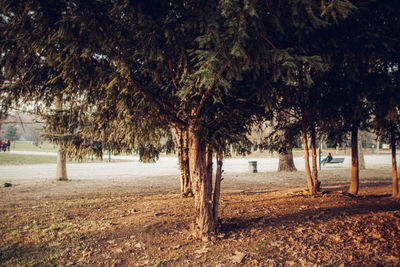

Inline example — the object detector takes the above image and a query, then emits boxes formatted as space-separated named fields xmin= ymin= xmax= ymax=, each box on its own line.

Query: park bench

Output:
xmin=324 ymin=157 xmax=345 ymax=166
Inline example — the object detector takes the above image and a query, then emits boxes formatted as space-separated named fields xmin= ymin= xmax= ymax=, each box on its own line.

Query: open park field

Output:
xmin=1 ymin=151 xmax=400 ymax=266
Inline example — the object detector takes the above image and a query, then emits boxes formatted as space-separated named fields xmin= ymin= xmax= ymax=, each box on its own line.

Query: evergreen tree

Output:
xmin=319 ymin=0 xmax=400 ymax=195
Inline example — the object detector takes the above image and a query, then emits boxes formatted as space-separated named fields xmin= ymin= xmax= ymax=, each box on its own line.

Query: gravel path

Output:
xmin=0 ymin=152 xmax=395 ymax=201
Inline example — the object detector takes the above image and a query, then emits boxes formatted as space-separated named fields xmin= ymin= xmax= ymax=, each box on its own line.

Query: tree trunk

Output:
xmin=55 ymin=97 xmax=68 ymax=181
xmin=175 ymin=128 xmax=192 ymax=197
xmin=277 ymin=112 xmax=296 ymax=172
xmin=390 ymin=126 xmax=399 ymax=197
xmin=213 ymin=150 xmax=223 ymax=224
xmin=56 ymin=145 xmax=68 ymax=181
xmin=188 ymin=125 xmax=217 ymax=237
xmin=358 ymin=131 xmax=366 ymax=170
xmin=278 ymin=149 xmax=297 ymax=172
xmin=348 ymin=126 xmax=359 ymax=195
xmin=302 ymin=123 xmax=314 ymax=194
xmin=376 ymin=138 xmax=380 ymax=153
xmin=310 ymin=124 xmax=319 ymax=193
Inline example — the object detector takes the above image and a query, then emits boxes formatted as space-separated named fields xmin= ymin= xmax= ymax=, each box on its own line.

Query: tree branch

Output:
xmin=168 ymin=46 xmax=181 ymax=91
xmin=193 ymin=61 xmax=229 ymax=118
xmin=257 ymin=32 xmax=277 ymax=50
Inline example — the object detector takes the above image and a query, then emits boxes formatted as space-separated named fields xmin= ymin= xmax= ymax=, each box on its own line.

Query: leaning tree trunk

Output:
xmin=310 ymin=124 xmax=319 ymax=193
xmin=188 ymin=125 xmax=217 ymax=237
xmin=302 ymin=123 xmax=314 ymax=195
xmin=358 ymin=131 xmax=366 ymax=170
xmin=175 ymin=128 xmax=192 ymax=197
xmin=348 ymin=126 xmax=359 ymax=195
xmin=390 ymin=126 xmax=399 ymax=197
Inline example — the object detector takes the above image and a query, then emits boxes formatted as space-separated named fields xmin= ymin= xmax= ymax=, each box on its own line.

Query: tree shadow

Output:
xmin=219 ymin=192 xmax=399 ymax=234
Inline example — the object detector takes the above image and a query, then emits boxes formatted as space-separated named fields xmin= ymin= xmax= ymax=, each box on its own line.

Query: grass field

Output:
xmin=11 ymin=141 xmax=57 ymax=152
xmin=0 ymin=153 xmax=123 ymax=165
xmin=0 ymin=153 xmax=57 ymax=165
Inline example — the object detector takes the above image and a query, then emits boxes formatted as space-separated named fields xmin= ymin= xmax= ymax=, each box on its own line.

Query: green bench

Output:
xmin=324 ymin=157 xmax=345 ymax=166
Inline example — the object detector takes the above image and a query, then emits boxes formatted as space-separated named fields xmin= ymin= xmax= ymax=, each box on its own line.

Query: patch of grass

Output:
xmin=12 ymin=141 xmax=57 ymax=152
xmin=0 ymin=153 xmax=129 ymax=165
xmin=0 ymin=153 xmax=57 ymax=165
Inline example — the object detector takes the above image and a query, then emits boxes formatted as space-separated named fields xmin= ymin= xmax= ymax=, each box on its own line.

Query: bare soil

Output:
xmin=1 ymin=168 xmax=399 ymax=266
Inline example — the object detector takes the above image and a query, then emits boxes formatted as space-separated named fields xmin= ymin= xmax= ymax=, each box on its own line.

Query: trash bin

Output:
xmin=248 ymin=161 xmax=257 ymax=173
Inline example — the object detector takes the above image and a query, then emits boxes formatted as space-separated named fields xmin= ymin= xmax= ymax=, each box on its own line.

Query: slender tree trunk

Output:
xmin=55 ymin=97 xmax=68 ymax=181
xmin=390 ymin=126 xmax=399 ymax=197
xmin=302 ymin=123 xmax=314 ymax=194
xmin=310 ymin=124 xmax=319 ymax=193
xmin=376 ymin=138 xmax=380 ymax=153
xmin=213 ymin=150 xmax=223 ymax=224
xmin=358 ymin=131 xmax=366 ymax=170
xmin=188 ymin=125 xmax=216 ymax=237
xmin=175 ymin=128 xmax=192 ymax=197
xmin=348 ymin=126 xmax=359 ymax=195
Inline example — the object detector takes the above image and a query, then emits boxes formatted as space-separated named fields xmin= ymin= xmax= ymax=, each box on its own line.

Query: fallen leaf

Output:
xmin=230 ymin=251 xmax=246 ymax=264
xmin=194 ymin=246 xmax=209 ymax=254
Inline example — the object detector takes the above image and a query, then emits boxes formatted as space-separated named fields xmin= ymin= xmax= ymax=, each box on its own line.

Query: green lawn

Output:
xmin=0 ymin=153 xmax=57 ymax=165
xmin=0 ymin=152 xmax=128 ymax=165
xmin=11 ymin=141 xmax=57 ymax=152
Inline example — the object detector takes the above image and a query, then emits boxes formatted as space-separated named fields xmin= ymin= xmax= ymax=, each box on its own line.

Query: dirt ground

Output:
xmin=1 ymin=167 xmax=400 ymax=266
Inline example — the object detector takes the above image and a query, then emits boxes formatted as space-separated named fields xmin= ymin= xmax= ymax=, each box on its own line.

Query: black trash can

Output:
xmin=248 ymin=161 xmax=258 ymax=173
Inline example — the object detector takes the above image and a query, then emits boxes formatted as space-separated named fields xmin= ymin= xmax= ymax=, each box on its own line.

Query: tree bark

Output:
xmin=277 ymin=112 xmax=296 ymax=172
xmin=278 ymin=149 xmax=297 ymax=172
xmin=56 ymin=145 xmax=68 ymax=180
xmin=302 ymin=123 xmax=314 ymax=194
xmin=310 ymin=124 xmax=319 ymax=193
xmin=348 ymin=126 xmax=359 ymax=195
xmin=390 ymin=126 xmax=399 ymax=197
xmin=358 ymin=131 xmax=366 ymax=170
xmin=175 ymin=128 xmax=192 ymax=197
xmin=213 ymin=150 xmax=223 ymax=224
xmin=55 ymin=97 xmax=68 ymax=181
xmin=188 ymin=125 xmax=217 ymax=237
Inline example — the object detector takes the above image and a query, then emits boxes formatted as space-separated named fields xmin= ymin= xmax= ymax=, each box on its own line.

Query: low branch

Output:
xmin=193 ymin=61 xmax=229 ymax=118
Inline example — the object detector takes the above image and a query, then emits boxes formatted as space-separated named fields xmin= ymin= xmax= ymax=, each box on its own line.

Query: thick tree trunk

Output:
xmin=277 ymin=112 xmax=297 ymax=172
xmin=188 ymin=125 xmax=217 ymax=237
xmin=348 ymin=126 xmax=359 ymax=195
xmin=278 ymin=149 xmax=297 ymax=172
xmin=175 ymin=128 xmax=192 ymax=197
xmin=310 ymin=124 xmax=319 ymax=193
xmin=302 ymin=123 xmax=314 ymax=194
xmin=358 ymin=131 xmax=366 ymax=170
xmin=390 ymin=126 xmax=399 ymax=197
xmin=56 ymin=145 xmax=68 ymax=180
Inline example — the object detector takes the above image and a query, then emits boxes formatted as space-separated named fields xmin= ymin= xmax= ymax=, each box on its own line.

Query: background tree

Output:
xmin=4 ymin=124 xmax=19 ymax=142
xmin=319 ymin=0 xmax=400 ymax=195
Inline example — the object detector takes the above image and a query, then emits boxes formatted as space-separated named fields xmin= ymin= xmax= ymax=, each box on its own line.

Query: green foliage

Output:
xmin=1 ymin=0 xmax=399 ymax=161
xmin=4 ymin=124 xmax=19 ymax=141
